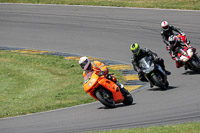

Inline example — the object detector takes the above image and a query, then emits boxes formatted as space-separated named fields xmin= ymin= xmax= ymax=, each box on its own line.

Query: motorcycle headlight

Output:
xmin=188 ymin=49 xmax=194 ymax=57
xmin=88 ymin=82 xmax=92 ymax=87
xmin=180 ymin=56 xmax=189 ymax=62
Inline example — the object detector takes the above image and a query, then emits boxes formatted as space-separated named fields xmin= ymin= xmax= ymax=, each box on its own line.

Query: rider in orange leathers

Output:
xmin=79 ymin=56 xmax=129 ymax=96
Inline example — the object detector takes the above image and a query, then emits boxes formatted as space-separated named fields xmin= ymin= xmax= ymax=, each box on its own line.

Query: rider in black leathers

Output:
xmin=130 ymin=43 xmax=171 ymax=87
xmin=160 ymin=21 xmax=185 ymax=50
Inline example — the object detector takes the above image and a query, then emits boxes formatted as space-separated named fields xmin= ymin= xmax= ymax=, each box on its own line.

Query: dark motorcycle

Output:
xmin=138 ymin=56 xmax=169 ymax=90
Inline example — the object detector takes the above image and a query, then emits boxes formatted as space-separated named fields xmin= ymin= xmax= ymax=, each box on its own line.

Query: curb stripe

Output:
xmin=124 ymin=75 xmax=139 ymax=80
xmin=108 ymin=64 xmax=133 ymax=70
xmin=11 ymin=49 xmax=54 ymax=54
xmin=124 ymin=85 xmax=142 ymax=92
xmin=65 ymin=56 xmax=104 ymax=61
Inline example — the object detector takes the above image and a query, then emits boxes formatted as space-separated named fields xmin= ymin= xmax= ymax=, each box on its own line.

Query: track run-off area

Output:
xmin=0 ymin=3 xmax=200 ymax=133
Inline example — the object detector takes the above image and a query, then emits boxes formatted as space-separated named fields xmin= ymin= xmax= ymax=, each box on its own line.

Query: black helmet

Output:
xmin=130 ymin=43 xmax=140 ymax=55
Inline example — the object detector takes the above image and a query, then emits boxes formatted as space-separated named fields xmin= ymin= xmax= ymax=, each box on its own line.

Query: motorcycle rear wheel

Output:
xmin=95 ymin=89 xmax=115 ymax=108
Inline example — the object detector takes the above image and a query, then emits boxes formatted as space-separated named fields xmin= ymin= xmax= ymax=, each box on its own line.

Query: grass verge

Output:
xmin=0 ymin=0 xmax=200 ymax=10
xmin=0 ymin=50 xmax=123 ymax=118
xmin=88 ymin=122 xmax=200 ymax=133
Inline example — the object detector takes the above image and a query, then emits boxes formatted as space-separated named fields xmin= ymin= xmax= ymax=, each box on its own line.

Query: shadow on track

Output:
xmin=97 ymin=103 xmax=136 ymax=110
xmin=147 ymin=86 xmax=178 ymax=91
xmin=182 ymin=70 xmax=200 ymax=75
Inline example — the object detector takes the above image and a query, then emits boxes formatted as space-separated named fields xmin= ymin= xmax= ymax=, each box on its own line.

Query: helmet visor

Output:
xmin=131 ymin=43 xmax=140 ymax=55
xmin=132 ymin=48 xmax=140 ymax=55
xmin=163 ymin=25 xmax=169 ymax=31
xmin=80 ymin=59 xmax=88 ymax=69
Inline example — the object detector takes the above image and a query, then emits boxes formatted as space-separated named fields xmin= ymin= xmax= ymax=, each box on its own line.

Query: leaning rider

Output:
xmin=168 ymin=35 xmax=194 ymax=69
xmin=79 ymin=56 xmax=129 ymax=96
xmin=130 ymin=43 xmax=171 ymax=87
xmin=160 ymin=20 xmax=187 ymax=51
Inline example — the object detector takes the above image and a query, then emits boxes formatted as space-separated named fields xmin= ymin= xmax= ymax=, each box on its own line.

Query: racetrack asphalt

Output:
xmin=0 ymin=4 xmax=200 ymax=133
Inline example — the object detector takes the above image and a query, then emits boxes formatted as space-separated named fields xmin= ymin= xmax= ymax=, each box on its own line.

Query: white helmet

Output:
xmin=79 ymin=56 xmax=91 ymax=70
xmin=161 ymin=21 xmax=169 ymax=31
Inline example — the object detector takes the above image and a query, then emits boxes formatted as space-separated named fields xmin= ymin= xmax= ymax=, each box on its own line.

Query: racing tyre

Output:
xmin=191 ymin=59 xmax=200 ymax=71
xmin=152 ymin=74 xmax=167 ymax=90
xmin=123 ymin=91 xmax=133 ymax=105
xmin=95 ymin=89 xmax=115 ymax=108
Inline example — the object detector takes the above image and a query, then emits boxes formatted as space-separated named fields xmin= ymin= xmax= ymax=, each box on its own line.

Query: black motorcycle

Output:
xmin=138 ymin=56 xmax=169 ymax=90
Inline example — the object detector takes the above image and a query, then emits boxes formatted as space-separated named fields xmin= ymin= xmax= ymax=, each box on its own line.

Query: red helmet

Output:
xmin=161 ymin=21 xmax=169 ymax=31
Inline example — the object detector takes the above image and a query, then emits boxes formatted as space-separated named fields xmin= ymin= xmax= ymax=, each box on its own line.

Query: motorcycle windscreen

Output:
xmin=83 ymin=71 xmax=98 ymax=92
xmin=138 ymin=56 xmax=154 ymax=74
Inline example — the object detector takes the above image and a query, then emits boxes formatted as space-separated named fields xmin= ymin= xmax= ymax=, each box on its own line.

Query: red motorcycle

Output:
xmin=171 ymin=34 xmax=200 ymax=71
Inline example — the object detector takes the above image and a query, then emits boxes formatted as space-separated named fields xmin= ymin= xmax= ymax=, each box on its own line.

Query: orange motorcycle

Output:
xmin=83 ymin=71 xmax=133 ymax=108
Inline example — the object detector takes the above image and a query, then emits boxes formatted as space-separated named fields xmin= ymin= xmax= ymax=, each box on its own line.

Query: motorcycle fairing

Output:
xmin=84 ymin=71 xmax=99 ymax=92
xmin=98 ymin=78 xmax=124 ymax=103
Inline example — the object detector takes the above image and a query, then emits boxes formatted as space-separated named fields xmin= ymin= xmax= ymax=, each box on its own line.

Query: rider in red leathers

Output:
xmin=168 ymin=35 xmax=192 ymax=69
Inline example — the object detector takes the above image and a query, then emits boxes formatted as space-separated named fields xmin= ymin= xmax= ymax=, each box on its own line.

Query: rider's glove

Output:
xmin=175 ymin=57 xmax=181 ymax=62
xmin=98 ymin=71 xmax=105 ymax=76
xmin=153 ymin=54 xmax=158 ymax=61
xmin=181 ymin=32 xmax=186 ymax=36
xmin=171 ymin=54 xmax=176 ymax=58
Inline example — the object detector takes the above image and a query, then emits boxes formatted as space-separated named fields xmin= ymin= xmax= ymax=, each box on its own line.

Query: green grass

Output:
xmin=0 ymin=50 xmax=123 ymax=118
xmin=0 ymin=0 xmax=200 ymax=10
xmin=88 ymin=122 xmax=200 ymax=133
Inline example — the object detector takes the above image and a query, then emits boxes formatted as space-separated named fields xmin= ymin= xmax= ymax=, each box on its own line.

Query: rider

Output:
xmin=130 ymin=43 xmax=171 ymax=87
xmin=160 ymin=21 xmax=187 ymax=51
xmin=168 ymin=35 xmax=192 ymax=69
xmin=79 ymin=56 xmax=129 ymax=96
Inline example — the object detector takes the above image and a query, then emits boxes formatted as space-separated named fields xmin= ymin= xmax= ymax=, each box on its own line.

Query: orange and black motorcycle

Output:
xmin=83 ymin=71 xmax=133 ymax=108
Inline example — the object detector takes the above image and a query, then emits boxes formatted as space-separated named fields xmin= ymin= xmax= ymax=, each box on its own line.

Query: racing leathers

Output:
xmin=161 ymin=25 xmax=183 ymax=49
xmin=131 ymin=48 xmax=170 ymax=82
xmin=169 ymin=38 xmax=190 ymax=68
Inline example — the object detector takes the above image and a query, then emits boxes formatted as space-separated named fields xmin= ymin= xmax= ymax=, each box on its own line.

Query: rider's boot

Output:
xmin=165 ymin=70 xmax=171 ymax=75
xmin=163 ymin=66 xmax=171 ymax=75
xmin=150 ymin=82 xmax=154 ymax=88
xmin=162 ymin=67 xmax=171 ymax=75
xmin=116 ymin=81 xmax=129 ymax=96
xmin=184 ymin=65 xmax=188 ymax=70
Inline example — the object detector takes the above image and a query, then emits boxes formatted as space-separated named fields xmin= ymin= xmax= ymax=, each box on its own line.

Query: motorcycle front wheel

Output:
xmin=190 ymin=58 xmax=200 ymax=71
xmin=95 ymin=89 xmax=115 ymax=108
xmin=123 ymin=91 xmax=133 ymax=105
xmin=152 ymin=74 xmax=168 ymax=90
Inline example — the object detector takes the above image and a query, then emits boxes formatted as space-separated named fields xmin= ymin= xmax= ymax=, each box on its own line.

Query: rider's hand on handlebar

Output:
xmin=137 ymin=69 xmax=141 ymax=73
xmin=181 ymin=32 xmax=186 ymax=36
xmin=175 ymin=57 xmax=181 ymax=62
xmin=98 ymin=71 xmax=105 ymax=76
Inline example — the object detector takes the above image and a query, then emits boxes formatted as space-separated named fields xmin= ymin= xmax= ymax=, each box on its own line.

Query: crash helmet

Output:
xmin=161 ymin=21 xmax=169 ymax=31
xmin=130 ymin=43 xmax=141 ymax=55
xmin=79 ymin=56 xmax=91 ymax=71
xmin=168 ymin=35 xmax=177 ymax=46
